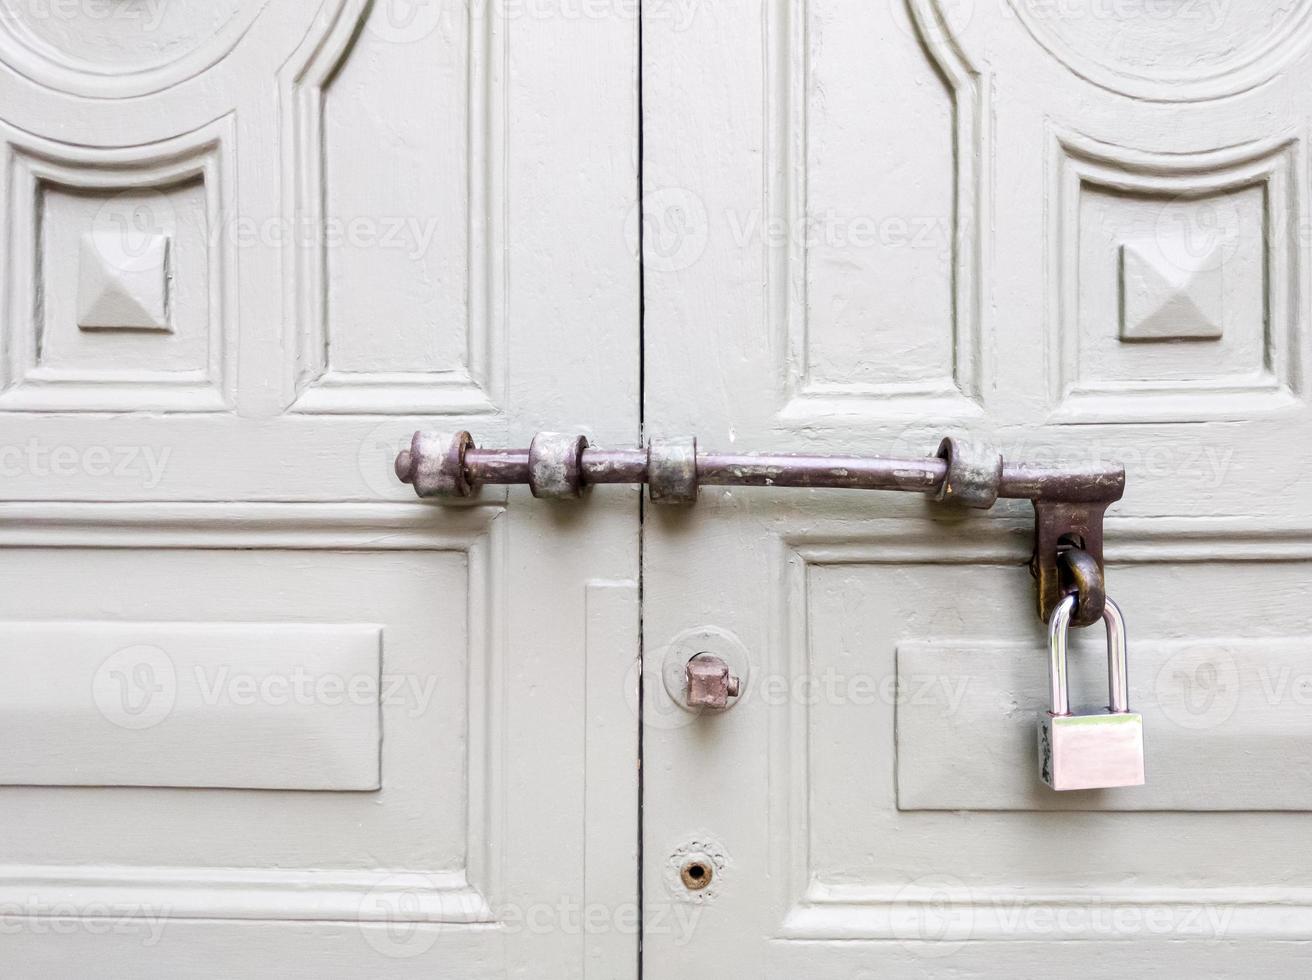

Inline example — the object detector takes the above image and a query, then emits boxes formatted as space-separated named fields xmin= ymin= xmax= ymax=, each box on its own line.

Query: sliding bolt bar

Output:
xmin=394 ymin=431 xmax=1126 ymax=626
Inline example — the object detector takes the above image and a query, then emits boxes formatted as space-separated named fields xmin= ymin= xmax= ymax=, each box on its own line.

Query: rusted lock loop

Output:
xmin=395 ymin=430 xmax=475 ymax=499
xmin=934 ymin=436 xmax=1003 ymax=509
xmin=1057 ymin=546 xmax=1106 ymax=628
xmin=528 ymin=432 xmax=590 ymax=499
xmin=647 ymin=437 xmax=698 ymax=505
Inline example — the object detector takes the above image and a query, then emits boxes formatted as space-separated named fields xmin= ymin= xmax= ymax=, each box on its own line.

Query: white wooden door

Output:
xmin=643 ymin=1 xmax=1312 ymax=975
xmin=0 ymin=2 xmax=639 ymax=975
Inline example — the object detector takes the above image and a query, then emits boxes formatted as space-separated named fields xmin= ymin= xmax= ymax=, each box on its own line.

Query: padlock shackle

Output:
xmin=1105 ymin=599 xmax=1128 ymax=714
xmin=1047 ymin=594 xmax=1130 ymax=717
xmin=1047 ymin=595 xmax=1076 ymax=716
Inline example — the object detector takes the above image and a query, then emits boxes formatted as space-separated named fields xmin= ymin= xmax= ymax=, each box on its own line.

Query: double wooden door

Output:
xmin=1 ymin=1 xmax=1309 ymax=976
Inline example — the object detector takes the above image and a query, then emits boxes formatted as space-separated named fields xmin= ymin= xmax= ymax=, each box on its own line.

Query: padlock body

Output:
xmin=1038 ymin=709 xmax=1145 ymax=791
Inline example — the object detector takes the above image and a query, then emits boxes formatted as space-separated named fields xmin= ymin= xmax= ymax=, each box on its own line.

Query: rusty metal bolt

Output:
xmin=934 ymin=436 xmax=1003 ymax=509
xmin=528 ymin=432 xmax=589 ymax=499
xmin=685 ymin=653 xmax=740 ymax=710
xmin=647 ymin=436 xmax=698 ymax=505
xmin=395 ymin=431 xmax=475 ymax=499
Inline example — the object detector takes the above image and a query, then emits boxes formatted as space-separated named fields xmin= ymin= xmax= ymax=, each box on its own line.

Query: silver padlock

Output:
xmin=1038 ymin=594 xmax=1145 ymax=791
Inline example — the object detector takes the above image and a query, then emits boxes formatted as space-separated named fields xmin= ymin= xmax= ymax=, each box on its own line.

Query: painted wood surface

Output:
xmin=642 ymin=0 xmax=1312 ymax=974
xmin=0 ymin=0 xmax=641 ymax=975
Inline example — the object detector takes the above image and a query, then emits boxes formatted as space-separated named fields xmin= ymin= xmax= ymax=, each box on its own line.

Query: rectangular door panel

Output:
xmin=0 ymin=620 xmax=383 ymax=791
xmin=0 ymin=509 xmax=490 ymax=884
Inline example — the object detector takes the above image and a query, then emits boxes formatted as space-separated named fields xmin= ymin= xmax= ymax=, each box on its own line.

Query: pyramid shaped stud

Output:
xmin=1119 ymin=240 xmax=1223 ymax=342
xmin=77 ymin=231 xmax=172 ymax=332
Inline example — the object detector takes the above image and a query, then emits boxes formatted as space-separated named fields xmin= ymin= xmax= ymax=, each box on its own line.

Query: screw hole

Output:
xmin=679 ymin=859 xmax=713 ymax=891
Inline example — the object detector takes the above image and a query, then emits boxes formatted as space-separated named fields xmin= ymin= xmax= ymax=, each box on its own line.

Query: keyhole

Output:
xmin=680 ymin=859 xmax=712 ymax=891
